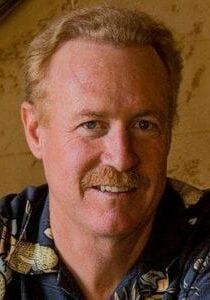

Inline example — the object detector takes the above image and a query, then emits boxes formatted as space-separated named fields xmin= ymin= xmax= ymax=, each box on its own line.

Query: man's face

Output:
xmin=37 ymin=40 xmax=171 ymax=237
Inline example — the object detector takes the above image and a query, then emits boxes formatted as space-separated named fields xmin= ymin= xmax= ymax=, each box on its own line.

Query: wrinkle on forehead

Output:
xmin=71 ymin=66 xmax=108 ymax=94
xmin=48 ymin=40 xmax=169 ymax=89
xmin=46 ymin=40 xmax=170 ymax=119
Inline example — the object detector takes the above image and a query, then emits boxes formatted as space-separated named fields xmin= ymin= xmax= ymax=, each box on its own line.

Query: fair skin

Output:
xmin=22 ymin=40 xmax=171 ymax=299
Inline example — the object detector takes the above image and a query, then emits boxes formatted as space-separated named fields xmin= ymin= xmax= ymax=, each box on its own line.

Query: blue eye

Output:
xmin=79 ymin=120 xmax=108 ymax=137
xmin=82 ymin=121 xmax=97 ymax=129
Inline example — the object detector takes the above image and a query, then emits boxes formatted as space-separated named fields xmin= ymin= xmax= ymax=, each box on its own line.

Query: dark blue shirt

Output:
xmin=0 ymin=179 xmax=210 ymax=299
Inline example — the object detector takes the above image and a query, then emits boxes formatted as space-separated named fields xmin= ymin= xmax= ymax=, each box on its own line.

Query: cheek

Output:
xmin=42 ymin=135 xmax=101 ymax=180
xmin=66 ymin=137 xmax=101 ymax=167
xmin=136 ymin=138 xmax=169 ymax=172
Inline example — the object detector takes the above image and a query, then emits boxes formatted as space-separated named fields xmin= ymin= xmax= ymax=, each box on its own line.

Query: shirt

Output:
xmin=0 ymin=178 xmax=210 ymax=299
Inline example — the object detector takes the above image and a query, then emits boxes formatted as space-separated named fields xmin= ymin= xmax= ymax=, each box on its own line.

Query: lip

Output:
xmin=86 ymin=187 xmax=137 ymax=200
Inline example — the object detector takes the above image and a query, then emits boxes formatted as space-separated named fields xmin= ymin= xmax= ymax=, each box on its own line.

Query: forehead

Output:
xmin=49 ymin=39 xmax=169 ymax=82
xmin=46 ymin=40 xmax=170 ymax=119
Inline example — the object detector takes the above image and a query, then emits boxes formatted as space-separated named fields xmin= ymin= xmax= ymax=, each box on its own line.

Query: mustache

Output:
xmin=81 ymin=166 xmax=150 ymax=190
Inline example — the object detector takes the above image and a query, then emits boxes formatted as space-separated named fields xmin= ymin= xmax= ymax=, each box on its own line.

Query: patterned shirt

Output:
xmin=0 ymin=179 xmax=210 ymax=299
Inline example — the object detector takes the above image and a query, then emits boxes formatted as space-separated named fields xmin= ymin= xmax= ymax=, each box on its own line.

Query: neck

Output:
xmin=50 ymin=203 xmax=154 ymax=300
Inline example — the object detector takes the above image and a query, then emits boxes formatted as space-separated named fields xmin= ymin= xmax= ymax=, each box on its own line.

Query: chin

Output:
xmin=85 ymin=212 xmax=145 ymax=239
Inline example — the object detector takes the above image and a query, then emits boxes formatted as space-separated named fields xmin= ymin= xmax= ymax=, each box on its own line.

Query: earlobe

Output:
xmin=21 ymin=101 xmax=43 ymax=159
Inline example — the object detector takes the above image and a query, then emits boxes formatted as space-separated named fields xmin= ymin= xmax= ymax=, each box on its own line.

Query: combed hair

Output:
xmin=24 ymin=5 xmax=183 ymax=125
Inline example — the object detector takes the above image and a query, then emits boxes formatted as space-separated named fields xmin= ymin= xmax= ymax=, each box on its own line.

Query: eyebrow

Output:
xmin=75 ymin=109 xmax=167 ymax=122
xmin=132 ymin=110 xmax=167 ymax=121
xmin=75 ymin=110 xmax=109 ymax=118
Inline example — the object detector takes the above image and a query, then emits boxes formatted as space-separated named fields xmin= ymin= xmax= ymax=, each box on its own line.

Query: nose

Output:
xmin=100 ymin=127 xmax=140 ymax=172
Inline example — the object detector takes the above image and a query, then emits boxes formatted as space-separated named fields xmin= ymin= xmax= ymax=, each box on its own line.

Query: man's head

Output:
xmin=21 ymin=6 xmax=182 ymax=238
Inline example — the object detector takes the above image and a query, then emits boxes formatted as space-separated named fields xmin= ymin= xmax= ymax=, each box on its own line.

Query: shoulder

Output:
xmin=168 ymin=178 xmax=210 ymax=230
xmin=167 ymin=179 xmax=210 ymax=298
xmin=0 ymin=184 xmax=48 ymax=244
xmin=178 ymin=239 xmax=210 ymax=299
xmin=169 ymin=178 xmax=210 ymax=208
xmin=169 ymin=178 xmax=210 ymax=236
xmin=169 ymin=178 xmax=210 ymax=260
xmin=0 ymin=185 xmax=48 ymax=299
xmin=0 ymin=185 xmax=48 ymax=216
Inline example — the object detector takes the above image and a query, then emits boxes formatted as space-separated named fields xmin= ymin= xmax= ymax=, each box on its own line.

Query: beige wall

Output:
xmin=0 ymin=0 xmax=210 ymax=196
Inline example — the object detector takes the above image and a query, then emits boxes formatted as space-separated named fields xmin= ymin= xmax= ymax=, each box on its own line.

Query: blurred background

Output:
xmin=0 ymin=0 xmax=210 ymax=196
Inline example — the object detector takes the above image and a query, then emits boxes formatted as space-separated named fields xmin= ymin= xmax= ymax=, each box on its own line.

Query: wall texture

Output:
xmin=0 ymin=0 xmax=210 ymax=196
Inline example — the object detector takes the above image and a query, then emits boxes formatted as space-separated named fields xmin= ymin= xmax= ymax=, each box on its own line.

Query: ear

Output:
xmin=21 ymin=101 xmax=43 ymax=159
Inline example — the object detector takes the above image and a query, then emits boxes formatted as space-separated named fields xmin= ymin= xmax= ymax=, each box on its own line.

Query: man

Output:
xmin=0 ymin=5 xmax=210 ymax=300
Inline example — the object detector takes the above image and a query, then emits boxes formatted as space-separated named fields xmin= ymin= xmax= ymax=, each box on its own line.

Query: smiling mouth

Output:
xmin=92 ymin=185 xmax=137 ymax=193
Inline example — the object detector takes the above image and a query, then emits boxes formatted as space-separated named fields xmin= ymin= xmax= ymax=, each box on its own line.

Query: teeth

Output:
xmin=97 ymin=186 xmax=133 ymax=193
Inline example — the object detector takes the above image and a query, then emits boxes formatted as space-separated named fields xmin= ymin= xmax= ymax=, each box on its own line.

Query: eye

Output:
xmin=135 ymin=120 xmax=155 ymax=130
xmin=79 ymin=120 xmax=108 ymax=137
xmin=133 ymin=119 xmax=161 ymax=136
xmin=82 ymin=121 xmax=98 ymax=130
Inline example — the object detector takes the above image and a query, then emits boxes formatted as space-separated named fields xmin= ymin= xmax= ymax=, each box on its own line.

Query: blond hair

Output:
xmin=24 ymin=5 xmax=182 ymax=125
